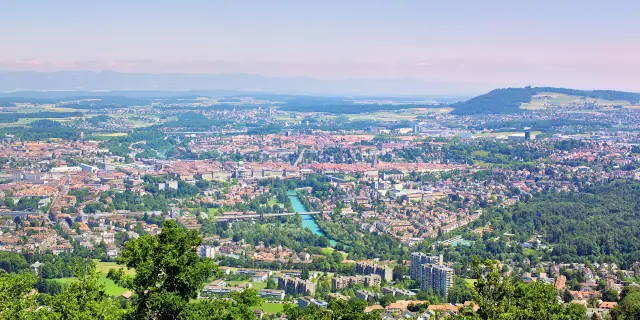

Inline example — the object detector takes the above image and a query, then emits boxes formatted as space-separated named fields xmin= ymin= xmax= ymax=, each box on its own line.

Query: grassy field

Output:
xmin=254 ymin=302 xmax=290 ymax=313
xmin=266 ymin=199 xmax=284 ymax=208
xmin=89 ymin=132 xmax=129 ymax=140
xmin=320 ymin=247 xmax=349 ymax=259
xmin=91 ymin=132 xmax=128 ymax=138
xmin=94 ymin=260 xmax=135 ymax=275
xmin=54 ymin=260 xmax=134 ymax=296
xmin=54 ymin=274 xmax=128 ymax=296
xmin=12 ymin=104 xmax=82 ymax=113
xmin=521 ymin=92 xmax=631 ymax=110
xmin=347 ymin=108 xmax=450 ymax=121
xmin=252 ymin=282 xmax=267 ymax=290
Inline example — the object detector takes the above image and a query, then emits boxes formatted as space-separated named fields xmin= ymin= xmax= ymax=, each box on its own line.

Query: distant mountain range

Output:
xmin=0 ymin=71 xmax=482 ymax=96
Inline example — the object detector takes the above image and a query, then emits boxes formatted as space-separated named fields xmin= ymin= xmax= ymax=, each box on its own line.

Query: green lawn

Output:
xmin=90 ymin=132 xmax=128 ymax=140
xmin=99 ymin=274 xmax=128 ymax=296
xmin=320 ymin=247 xmax=348 ymax=259
xmin=252 ymin=282 xmax=267 ymax=290
xmin=254 ymin=302 xmax=291 ymax=313
xmin=54 ymin=273 xmax=128 ymax=296
xmin=266 ymin=199 xmax=283 ymax=207
xmin=94 ymin=259 xmax=135 ymax=276
xmin=54 ymin=260 xmax=132 ymax=296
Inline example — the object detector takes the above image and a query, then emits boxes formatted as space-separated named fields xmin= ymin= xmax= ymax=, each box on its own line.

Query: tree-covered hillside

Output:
xmin=482 ymin=180 xmax=640 ymax=267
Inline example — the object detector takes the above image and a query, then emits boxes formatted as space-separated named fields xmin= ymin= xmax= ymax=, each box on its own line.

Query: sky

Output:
xmin=1 ymin=0 xmax=640 ymax=92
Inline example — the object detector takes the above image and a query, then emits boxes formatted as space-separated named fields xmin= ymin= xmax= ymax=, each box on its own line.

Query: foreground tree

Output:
xmin=1 ymin=263 xmax=121 ymax=320
xmin=451 ymin=259 xmax=587 ymax=320
xmin=611 ymin=291 xmax=640 ymax=319
xmin=44 ymin=262 xmax=122 ymax=320
xmin=1 ymin=220 xmax=262 ymax=319
xmin=180 ymin=289 xmax=262 ymax=319
xmin=284 ymin=298 xmax=381 ymax=320
xmin=108 ymin=220 xmax=219 ymax=319
xmin=0 ymin=271 xmax=38 ymax=319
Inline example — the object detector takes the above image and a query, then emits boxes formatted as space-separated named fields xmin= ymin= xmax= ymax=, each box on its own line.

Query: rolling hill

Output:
xmin=451 ymin=86 xmax=640 ymax=115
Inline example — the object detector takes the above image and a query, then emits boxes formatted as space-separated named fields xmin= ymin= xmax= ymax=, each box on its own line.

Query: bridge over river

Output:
xmin=215 ymin=211 xmax=320 ymax=221
xmin=216 ymin=190 xmax=337 ymax=246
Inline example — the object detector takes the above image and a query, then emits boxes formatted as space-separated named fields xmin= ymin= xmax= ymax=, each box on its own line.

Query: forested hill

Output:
xmin=451 ymin=86 xmax=640 ymax=115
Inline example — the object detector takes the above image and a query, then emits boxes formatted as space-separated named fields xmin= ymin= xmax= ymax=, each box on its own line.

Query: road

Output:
xmin=294 ymin=148 xmax=306 ymax=167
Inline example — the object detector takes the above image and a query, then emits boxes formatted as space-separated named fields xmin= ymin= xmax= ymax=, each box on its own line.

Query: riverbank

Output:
xmin=287 ymin=190 xmax=337 ymax=246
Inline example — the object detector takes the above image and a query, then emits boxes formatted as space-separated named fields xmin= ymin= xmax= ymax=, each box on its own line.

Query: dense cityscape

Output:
xmin=2 ymin=88 xmax=640 ymax=319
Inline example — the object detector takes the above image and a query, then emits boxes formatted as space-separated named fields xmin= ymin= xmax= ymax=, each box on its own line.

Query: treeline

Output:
xmin=443 ymin=140 xmax=546 ymax=167
xmin=0 ymin=119 xmax=80 ymax=140
xmin=202 ymin=217 xmax=332 ymax=252
xmin=101 ymin=127 xmax=178 ymax=157
xmin=0 ymin=111 xmax=83 ymax=123
xmin=279 ymin=96 xmax=439 ymax=113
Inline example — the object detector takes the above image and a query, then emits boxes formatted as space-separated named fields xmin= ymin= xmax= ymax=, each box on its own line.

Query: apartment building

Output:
xmin=331 ymin=274 xmax=381 ymax=292
xmin=420 ymin=264 xmax=455 ymax=296
xmin=355 ymin=261 xmax=393 ymax=282
xmin=410 ymin=252 xmax=442 ymax=281
xmin=277 ymin=276 xmax=315 ymax=296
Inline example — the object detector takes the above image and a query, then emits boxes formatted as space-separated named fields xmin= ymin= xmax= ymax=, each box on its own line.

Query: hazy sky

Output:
xmin=2 ymin=0 xmax=640 ymax=91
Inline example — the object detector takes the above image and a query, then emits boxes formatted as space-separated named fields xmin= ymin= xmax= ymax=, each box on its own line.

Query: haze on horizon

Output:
xmin=2 ymin=0 xmax=640 ymax=93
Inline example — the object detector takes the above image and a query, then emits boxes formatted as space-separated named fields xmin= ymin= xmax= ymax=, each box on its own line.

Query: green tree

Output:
xmin=44 ymin=261 xmax=122 ymax=320
xmin=602 ymin=289 xmax=619 ymax=302
xmin=451 ymin=259 xmax=586 ymax=320
xmin=611 ymin=292 xmax=640 ymax=320
xmin=180 ymin=289 xmax=262 ymax=319
xmin=284 ymin=298 xmax=380 ymax=319
xmin=301 ymin=268 xmax=310 ymax=280
xmin=108 ymin=220 xmax=218 ymax=320
xmin=0 ymin=271 xmax=38 ymax=319
xmin=266 ymin=276 xmax=277 ymax=290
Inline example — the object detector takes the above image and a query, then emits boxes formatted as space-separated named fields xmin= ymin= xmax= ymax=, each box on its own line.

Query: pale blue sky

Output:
xmin=1 ymin=0 xmax=639 ymax=90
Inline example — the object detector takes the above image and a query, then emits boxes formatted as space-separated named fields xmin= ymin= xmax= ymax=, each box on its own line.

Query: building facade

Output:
xmin=420 ymin=264 xmax=455 ymax=296
xmin=278 ymin=276 xmax=315 ymax=296
xmin=331 ymin=274 xmax=381 ymax=292
xmin=410 ymin=252 xmax=441 ymax=281
xmin=355 ymin=261 xmax=393 ymax=282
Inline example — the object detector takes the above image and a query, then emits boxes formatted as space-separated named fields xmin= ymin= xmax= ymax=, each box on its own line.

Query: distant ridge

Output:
xmin=451 ymin=86 xmax=640 ymax=115
xmin=0 ymin=70 xmax=483 ymax=96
